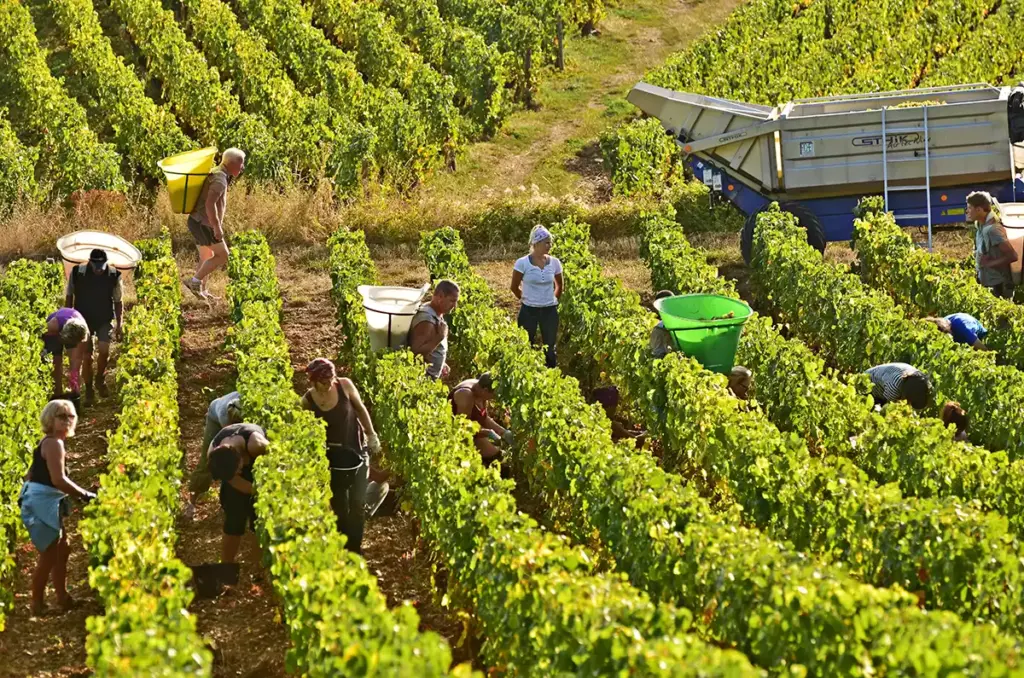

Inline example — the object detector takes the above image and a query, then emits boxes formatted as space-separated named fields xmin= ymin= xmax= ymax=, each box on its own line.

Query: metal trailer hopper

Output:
xmin=628 ymin=81 xmax=1024 ymax=261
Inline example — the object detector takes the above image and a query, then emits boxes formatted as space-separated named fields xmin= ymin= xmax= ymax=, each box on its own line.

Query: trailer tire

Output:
xmin=741 ymin=202 xmax=826 ymax=264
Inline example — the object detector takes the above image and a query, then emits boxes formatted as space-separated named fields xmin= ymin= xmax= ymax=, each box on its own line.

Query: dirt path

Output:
xmin=172 ymin=270 xmax=290 ymax=678
xmin=0 ymin=364 xmax=118 ymax=677
xmin=275 ymin=248 xmax=480 ymax=667
xmin=423 ymin=0 xmax=747 ymax=201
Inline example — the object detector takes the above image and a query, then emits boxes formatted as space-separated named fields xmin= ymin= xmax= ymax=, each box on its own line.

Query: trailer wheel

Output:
xmin=741 ymin=202 xmax=826 ymax=264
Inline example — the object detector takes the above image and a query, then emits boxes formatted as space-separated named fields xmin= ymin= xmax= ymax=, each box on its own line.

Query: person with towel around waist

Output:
xmin=19 ymin=399 xmax=96 ymax=616
xmin=511 ymin=225 xmax=563 ymax=368
xmin=302 ymin=358 xmax=383 ymax=555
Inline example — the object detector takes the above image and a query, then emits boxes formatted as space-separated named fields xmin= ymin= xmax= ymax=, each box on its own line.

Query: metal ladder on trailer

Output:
xmin=882 ymin=105 xmax=933 ymax=251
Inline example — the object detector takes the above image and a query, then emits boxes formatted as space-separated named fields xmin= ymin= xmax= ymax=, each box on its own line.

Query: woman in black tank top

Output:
xmin=207 ymin=423 xmax=268 ymax=564
xmin=20 ymin=400 xmax=95 ymax=615
xmin=302 ymin=358 xmax=382 ymax=554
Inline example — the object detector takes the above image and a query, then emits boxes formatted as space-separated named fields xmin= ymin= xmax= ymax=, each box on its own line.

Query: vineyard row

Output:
xmin=0 ymin=0 xmax=604 ymax=202
xmin=418 ymin=224 xmax=1024 ymax=673
xmin=331 ymin=228 xmax=760 ymax=676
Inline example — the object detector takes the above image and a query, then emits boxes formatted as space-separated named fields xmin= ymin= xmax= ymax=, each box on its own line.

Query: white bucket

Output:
xmin=358 ymin=284 xmax=430 ymax=351
xmin=56 ymin=231 xmax=142 ymax=281
xmin=1002 ymin=203 xmax=1024 ymax=285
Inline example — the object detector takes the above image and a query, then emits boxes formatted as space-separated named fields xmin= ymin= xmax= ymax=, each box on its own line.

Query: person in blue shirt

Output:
xmin=924 ymin=314 xmax=989 ymax=350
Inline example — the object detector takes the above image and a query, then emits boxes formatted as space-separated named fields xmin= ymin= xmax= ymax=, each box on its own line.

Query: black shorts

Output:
xmin=986 ymin=282 xmax=1014 ymax=299
xmin=187 ymin=216 xmax=223 ymax=247
xmin=220 ymin=483 xmax=257 ymax=537
xmin=83 ymin=319 xmax=113 ymax=344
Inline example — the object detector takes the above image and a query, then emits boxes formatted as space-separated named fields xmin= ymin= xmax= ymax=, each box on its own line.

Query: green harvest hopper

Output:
xmin=654 ymin=294 xmax=752 ymax=373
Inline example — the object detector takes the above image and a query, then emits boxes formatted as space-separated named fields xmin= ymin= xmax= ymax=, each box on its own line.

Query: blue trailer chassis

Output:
xmin=689 ymin=156 xmax=1024 ymax=241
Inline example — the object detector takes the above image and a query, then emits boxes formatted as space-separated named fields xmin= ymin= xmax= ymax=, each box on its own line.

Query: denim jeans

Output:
xmin=328 ymin=446 xmax=369 ymax=554
xmin=518 ymin=304 xmax=559 ymax=368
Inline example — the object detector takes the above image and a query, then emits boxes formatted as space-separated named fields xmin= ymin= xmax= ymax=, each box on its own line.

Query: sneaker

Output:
xmin=364 ymin=481 xmax=389 ymax=517
xmin=95 ymin=379 xmax=109 ymax=399
xmin=184 ymin=277 xmax=203 ymax=298
xmin=182 ymin=501 xmax=196 ymax=521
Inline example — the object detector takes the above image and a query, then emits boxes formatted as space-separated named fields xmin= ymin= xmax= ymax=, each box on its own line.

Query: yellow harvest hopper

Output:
xmin=158 ymin=147 xmax=218 ymax=214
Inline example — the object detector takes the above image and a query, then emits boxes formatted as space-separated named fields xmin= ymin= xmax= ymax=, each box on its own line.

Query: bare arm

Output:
xmin=983 ymin=240 xmax=1019 ymax=267
xmin=113 ymin=277 xmax=124 ymax=337
xmin=554 ymin=272 xmax=563 ymax=300
xmin=339 ymin=378 xmax=376 ymax=438
xmin=511 ymin=269 xmax=524 ymax=299
xmin=482 ymin=414 xmax=508 ymax=437
xmin=248 ymin=432 xmax=270 ymax=458
xmin=205 ymin=181 xmax=226 ymax=237
xmin=42 ymin=439 xmax=91 ymax=499
xmin=452 ymin=389 xmax=476 ymax=417
xmin=227 ymin=475 xmax=253 ymax=494
xmin=408 ymin=320 xmax=443 ymax=357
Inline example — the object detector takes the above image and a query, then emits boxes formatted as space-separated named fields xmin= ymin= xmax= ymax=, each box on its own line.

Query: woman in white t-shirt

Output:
xmin=510 ymin=225 xmax=563 ymax=368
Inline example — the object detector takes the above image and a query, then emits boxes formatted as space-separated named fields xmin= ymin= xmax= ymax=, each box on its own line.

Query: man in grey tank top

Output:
xmin=184 ymin=148 xmax=245 ymax=299
xmin=407 ymin=280 xmax=460 ymax=379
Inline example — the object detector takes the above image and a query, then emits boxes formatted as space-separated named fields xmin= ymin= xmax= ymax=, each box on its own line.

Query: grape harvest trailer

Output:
xmin=629 ymin=81 xmax=1024 ymax=258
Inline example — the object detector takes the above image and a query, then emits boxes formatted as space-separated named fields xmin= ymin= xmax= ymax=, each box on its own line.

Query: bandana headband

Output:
xmin=531 ymin=226 xmax=552 ymax=245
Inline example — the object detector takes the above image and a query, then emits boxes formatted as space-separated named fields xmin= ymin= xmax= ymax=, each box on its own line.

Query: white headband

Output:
xmin=531 ymin=226 xmax=552 ymax=245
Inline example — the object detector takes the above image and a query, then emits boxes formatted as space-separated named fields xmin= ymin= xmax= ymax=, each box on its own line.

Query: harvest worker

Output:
xmin=449 ymin=373 xmax=512 ymax=464
xmin=865 ymin=362 xmax=932 ymax=410
xmin=648 ymin=290 xmax=676 ymax=358
xmin=511 ymin=225 xmax=563 ymax=368
xmin=65 ymin=248 xmax=123 ymax=404
xmin=727 ymin=366 xmax=753 ymax=401
xmin=408 ymin=280 xmax=460 ymax=379
xmin=592 ymin=385 xmax=644 ymax=447
xmin=19 ymin=400 xmax=96 ymax=616
xmin=301 ymin=358 xmax=386 ymax=555
xmin=183 ymin=391 xmax=244 ymax=521
xmin=968 ymin=191 xmax=1017 ymax=299
xmin=923 ymin=314 xmax=989 ymax=350
xmin=941 ymin=401 xmax=969 ymax=441
xmin=207 ymin=423 xmax=269 ymax=564
xmin=184 ymin=148 xmax=246 ymax=300
xmin=42 ymin=307 xmax=89 ymax=399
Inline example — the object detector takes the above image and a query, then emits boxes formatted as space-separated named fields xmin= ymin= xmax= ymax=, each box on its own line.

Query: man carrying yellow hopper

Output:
xmin=184 ymin=148 xmax=246 ymax=300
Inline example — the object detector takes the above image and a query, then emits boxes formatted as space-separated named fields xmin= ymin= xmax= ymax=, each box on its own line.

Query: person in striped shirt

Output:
xmin=865 ymin=362 xmax=932 ymax=410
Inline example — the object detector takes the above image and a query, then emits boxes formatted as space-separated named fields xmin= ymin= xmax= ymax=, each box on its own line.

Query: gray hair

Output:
xmin=729 ymin=365 xmax=752 ymax=379
xmin=434 ymin=279 xmax=460 ymax=297
xmin=222 ymin=147 xmax=246 ymax=165
xmin=61 ymin=317 xmax=89 ymax=346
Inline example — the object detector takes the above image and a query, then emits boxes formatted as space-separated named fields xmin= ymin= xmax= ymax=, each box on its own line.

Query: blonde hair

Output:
xmin=923 ymin=316 xmax=952 ymax=334
xmin=41 ymin=399 xmax=77 ymax=436
xmin=529 ymin=224 xmax=552 ymax=254
xmin=60 ymin=317 xmax=89 ymax=346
